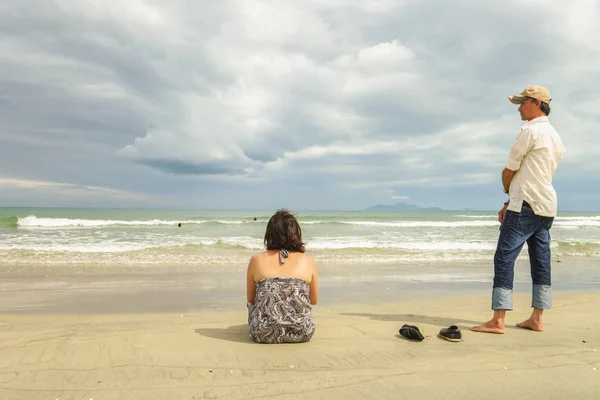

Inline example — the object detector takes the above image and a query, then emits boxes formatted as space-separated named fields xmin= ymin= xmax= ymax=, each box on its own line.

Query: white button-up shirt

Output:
xmin=506 ymin=116 xmax=565 ymax=217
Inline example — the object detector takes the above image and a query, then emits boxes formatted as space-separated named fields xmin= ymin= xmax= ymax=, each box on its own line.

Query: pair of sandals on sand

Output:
xmin=399 ymin=324 xmax=462 ymax=342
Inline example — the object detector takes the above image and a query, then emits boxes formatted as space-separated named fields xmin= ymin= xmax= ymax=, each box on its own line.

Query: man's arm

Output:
xmin=502 ymin=168 xmax=515 ymax=194
xmin=503 ymin=127 xmax=535 ymax=195
xmin=506 ymin=128 xmax=536 ymax=175
xmin=498 ymin=167 xmax=515 ymax=223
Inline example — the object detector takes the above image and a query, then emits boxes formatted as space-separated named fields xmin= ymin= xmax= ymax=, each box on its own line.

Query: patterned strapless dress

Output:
xmin=247 ymin=277 xmax=315 ymax=344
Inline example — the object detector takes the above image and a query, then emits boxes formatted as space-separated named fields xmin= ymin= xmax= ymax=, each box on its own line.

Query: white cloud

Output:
xmin=342 ymin=172 xmax=496 ymax=190
xmin=0 ymin=178 xmax=147 ymax=201
xmin=0 ymin=0 xmax=599 ymax=209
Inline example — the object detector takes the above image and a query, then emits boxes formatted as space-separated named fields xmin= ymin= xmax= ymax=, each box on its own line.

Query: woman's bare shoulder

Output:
xmin=298 ymin=252 xmax=316 ymax=265
xmin=249 ymin=251 xmax=269 ymax=263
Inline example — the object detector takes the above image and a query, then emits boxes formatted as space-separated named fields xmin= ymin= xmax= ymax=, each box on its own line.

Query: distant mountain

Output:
xmin=365 ymin=202 xmax=443 ymax=211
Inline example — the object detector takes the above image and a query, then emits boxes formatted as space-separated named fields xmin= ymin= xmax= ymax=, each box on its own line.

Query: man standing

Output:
xmin=472 ymin=85 xmax=565 ymax=334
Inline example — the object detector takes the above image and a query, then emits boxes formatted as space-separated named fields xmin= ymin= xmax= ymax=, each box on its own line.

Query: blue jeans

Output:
xmin=492 ymin=202 xmax=554 ymax=310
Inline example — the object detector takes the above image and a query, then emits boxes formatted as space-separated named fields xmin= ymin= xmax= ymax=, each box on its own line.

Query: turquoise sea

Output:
xmin=1 ymin=207 xmax=599 ymax=269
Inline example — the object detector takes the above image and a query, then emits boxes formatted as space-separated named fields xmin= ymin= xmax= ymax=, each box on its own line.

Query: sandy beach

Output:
xmin=1 ymin=285 xmax=599 ymax=400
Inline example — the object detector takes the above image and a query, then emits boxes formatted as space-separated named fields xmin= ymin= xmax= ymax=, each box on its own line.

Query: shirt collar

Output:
xmin=525 ymin=116 xmax=549 ymax=126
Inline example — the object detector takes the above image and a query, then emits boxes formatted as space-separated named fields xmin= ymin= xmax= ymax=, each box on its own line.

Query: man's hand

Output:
xmin=498 ymin=204 xmax=508 ymax=223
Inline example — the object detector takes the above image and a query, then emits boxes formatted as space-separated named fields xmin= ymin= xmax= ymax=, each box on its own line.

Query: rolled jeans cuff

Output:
xmin=532 ymin=284 xmax=552 ymax=309
xmin=492 ymin=287 xmax=513 ymax=310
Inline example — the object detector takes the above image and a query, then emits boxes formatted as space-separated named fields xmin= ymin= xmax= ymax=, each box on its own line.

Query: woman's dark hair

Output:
xmin=264 ymin=209 xmax=305 ymax=253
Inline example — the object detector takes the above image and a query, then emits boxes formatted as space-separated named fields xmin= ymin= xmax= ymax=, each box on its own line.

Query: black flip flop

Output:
xmin=399 ymin=324 xmax=425 ymax=341
xmin=438 ymin=325 xmax=462 ymax=342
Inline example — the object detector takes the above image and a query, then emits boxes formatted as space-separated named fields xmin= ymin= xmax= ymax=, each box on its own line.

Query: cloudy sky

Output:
xmin=1 ymin=0 xmax=598 ymax=210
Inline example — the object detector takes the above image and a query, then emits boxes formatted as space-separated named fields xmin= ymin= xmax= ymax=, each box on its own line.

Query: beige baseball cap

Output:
xmin=508 ymin=85 xmax=551 ymax=104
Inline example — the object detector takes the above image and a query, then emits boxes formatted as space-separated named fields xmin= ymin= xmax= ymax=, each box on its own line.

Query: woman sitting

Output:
xmin=246 ymin=209 xmax=319 ymax=344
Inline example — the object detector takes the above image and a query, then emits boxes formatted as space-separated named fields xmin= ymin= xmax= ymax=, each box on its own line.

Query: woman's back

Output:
xmin=246 ymin=210 xmax=318 ymax=344
xmin=247 ymin=250 xmax=318 ymax=306
xmin=252 ymin=250 xmax=314 ymax=282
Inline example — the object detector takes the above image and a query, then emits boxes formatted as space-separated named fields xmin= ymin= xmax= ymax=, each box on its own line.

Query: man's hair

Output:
xmin=540 ymin=101 xmax=551 ymax=116
xmin=264 ymin=209 xmax=305 ymax=253
xmin=527 ymin=97 xmax=551 ymax=116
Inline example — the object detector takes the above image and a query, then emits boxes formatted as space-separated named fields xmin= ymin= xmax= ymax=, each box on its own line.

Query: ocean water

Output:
xmin=1 ymin=207 xmax=599 ymax=268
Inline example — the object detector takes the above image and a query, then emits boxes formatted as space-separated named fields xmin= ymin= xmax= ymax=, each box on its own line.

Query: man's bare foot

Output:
xmin=516 ymin=319 xmax=543 ymax=331
xmin=471 ymin=320 xmax=505 ymax=334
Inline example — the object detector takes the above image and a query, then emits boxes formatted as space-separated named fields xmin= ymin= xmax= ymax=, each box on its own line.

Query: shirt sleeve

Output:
xmin=506 ymin=128 xmax=536 ymax=171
